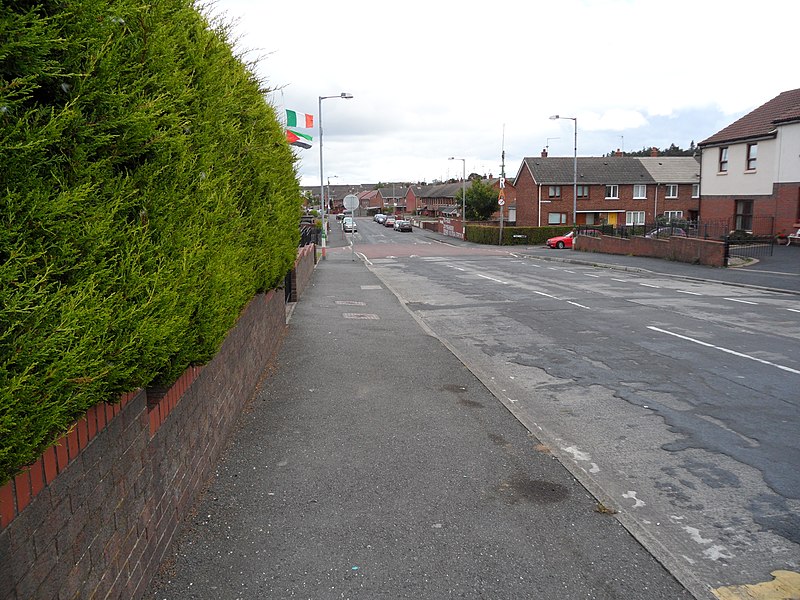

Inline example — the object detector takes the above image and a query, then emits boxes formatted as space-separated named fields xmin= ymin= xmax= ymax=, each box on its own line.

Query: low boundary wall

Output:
xmin=0 ymin=245 xmax=316 ymax=600
xmin=574 ymin=235 xmax=726 ymax=267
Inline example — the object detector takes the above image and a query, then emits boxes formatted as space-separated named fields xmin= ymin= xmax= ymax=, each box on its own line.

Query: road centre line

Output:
xmin=533 ymin=290 xmax=559 ymax=300
xmin=788 ymin=308 xmax=800 ymax=313
xmin=477 ymin=273 xmax=508 ymax=284
xmin=724 ymin=298 xmax=758 ymax=305
xmin=677 ymin=290 xmax=702 ymax=295
xmin=639 ymin=283 xmax=660 ymax=288
xmin=648 ymin=326 xmax=800 ymax=375
xmin=585 ymin=274 xmax=600 ymax=278
xmin=567 ymin=301 xmax=591 ymax=309
xmin=611 ymin=278 xmax=627 ymax=282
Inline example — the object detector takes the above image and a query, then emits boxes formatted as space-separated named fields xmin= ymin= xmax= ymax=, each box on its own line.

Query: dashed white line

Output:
xmin=788 ymin=308 xmax=800 ymax=314
xmin=477 ymin=274 xmax=508 ymax=284
xmin=724 ymin=297 xmax=758 ymax=305
xmin=677 ymin=290 xmax=702 ymax=295
xmin=648 ymin=326 xmax=800 ymax=375
xmin=533 ymin=290 xmax=559 ymax=299
xmin=640 ymin=283 xmax=660 ymax=288
xmin=585 ymin=274 xmax=600 ymax=278
xmin=612 ymin=278 xmax=627 ymax=283
xmin=567 ymin=301 xmax=591 ymax=309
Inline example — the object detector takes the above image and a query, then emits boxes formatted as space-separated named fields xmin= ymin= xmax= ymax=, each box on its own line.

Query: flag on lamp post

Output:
xmin=286 ymin=109 xmax=314 ymax=128
xmin=286 ymin=129 xmax=313 ymax=149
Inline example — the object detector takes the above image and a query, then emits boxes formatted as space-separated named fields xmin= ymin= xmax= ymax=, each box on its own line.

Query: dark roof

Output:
xmin=699 ymin=88 xmax=800 ymax=146
xmin=413 ymin=182 xmax=470 ymax=199
xmin=522 ymin=157 xmax=655 ymax=185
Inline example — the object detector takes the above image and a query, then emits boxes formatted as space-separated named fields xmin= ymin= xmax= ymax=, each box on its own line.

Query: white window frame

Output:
xmin=626 ymin=211 xmax=645 ymax=225
xmin=664 ymin=210 xmax=683 ymax=221
xmin=665 ymin=184 xmax=678 ymax=198
xmin=633 ymin=184 xmax=647 ymax=199
xmin=548 ymin=212 xmax=567 ymax=225
xmin=692 ymin=183 xmax=700 ymax=198
xmin=605 ymin=185 xmax=619 ymax=199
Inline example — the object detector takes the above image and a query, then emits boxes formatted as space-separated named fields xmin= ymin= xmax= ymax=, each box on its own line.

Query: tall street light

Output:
xmin=319 ymin=92 xmax=353 ymax=259
xmin=449 ymin=157 xmax=466 ymax=240
xmin=550 ymin=115 xmax=578 ymax=227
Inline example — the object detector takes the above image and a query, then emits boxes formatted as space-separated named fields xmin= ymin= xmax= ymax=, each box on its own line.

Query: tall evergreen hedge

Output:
xmin=0 ymin=0 xmax=302 ymax=485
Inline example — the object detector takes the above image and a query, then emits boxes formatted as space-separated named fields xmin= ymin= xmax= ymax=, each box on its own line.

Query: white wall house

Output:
xmin=698 ymin=89 xmax=800 ymax=234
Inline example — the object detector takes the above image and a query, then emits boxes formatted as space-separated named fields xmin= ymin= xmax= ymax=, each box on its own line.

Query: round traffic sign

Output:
xmin=343 ymin=194 xmax=359 ymax=210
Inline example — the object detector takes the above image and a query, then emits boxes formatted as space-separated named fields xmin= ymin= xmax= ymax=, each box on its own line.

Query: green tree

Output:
xmin=456 ymin=179 xmax=498 ymax=221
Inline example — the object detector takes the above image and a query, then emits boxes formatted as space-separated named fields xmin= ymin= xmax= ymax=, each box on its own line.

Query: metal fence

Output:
xmin=578 ymin=216 xmax=776 ymax=243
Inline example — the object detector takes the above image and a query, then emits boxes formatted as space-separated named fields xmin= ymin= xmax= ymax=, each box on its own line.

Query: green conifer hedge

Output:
xmin=0 ymin=0 xmax=302 ymax=485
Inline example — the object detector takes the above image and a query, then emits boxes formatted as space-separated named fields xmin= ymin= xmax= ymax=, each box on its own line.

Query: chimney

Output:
xmin=614 ymin=148 xmax=623 ymax=157
xmin=541 ymin=148 xmax=548 ymax=157
xmin=650 ymin=147 xmax=659 ymax=157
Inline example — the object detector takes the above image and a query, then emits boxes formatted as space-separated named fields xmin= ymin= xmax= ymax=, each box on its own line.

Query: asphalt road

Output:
xmin=354 ymin=217 xmax=800 ymax=599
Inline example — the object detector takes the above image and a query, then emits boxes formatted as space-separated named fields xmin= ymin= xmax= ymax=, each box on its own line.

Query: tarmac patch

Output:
xmin=712 ymin=570 xmax=800 ymax=599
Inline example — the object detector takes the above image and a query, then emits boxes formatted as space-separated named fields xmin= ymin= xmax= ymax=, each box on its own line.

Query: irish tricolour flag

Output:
xmin=286 ymin=109 xmax=314 ymax=129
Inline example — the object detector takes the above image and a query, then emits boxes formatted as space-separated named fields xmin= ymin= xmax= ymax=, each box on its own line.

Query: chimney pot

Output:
xmin=541 ymin=148 xmax=548 ymax=157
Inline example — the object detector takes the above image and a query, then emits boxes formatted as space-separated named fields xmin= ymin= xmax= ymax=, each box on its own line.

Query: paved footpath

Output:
xmin=147 ymin=246 xmax=692 ymax=600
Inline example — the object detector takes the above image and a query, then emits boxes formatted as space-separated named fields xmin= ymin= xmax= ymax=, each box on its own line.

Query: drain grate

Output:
xmin=335 ymin=301 xmax=367 ymax=306
xmin=342 ymin=313 xmax=379 ymax=320
xmin=360 ymin=285 xmax=382 ymax=290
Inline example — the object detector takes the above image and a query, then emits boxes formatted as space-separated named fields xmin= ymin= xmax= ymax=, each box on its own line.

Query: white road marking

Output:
xmin=677 ymin=290 xmax=702 ymax=295
xmin=567 ymin=301 xmax=591 ymax=309
xmin=477 ymin=274 xmax=508 ymax=284
xmin=585 ymin=274 xmax=600 ymax=278
xmin=611 ymin=278 xmax=627 ymax=282
xmin=788 ymin=308 xmax=800 ymax=313
xmin=640 ymin=283 xmax=660 ymax=288
xmin=533 ymin=290 xmax=559 ymax=299
xmin=724 ymin=297 xmax=758 ymax=305
xmin=648 ymin=326 xmax=800 ymax=375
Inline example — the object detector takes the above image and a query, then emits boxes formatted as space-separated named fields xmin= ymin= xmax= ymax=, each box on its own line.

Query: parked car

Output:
xmin=645 ymin=227 xmax=687 ymax=239
xmin=374 ymin=213 xmax=386 ymax=223
xmin=342 ymin=217 xmax=357 ymax=232
xmin=546 ymin=229 xmax=601 ymax=249
xmin=393 ymin=219 xmax=412 ymax=232
xmin=383 ymin=217 xmax=396 ymax=228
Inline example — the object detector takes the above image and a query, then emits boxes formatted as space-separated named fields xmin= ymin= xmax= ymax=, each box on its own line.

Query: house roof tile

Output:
xmin=638 ymin=157 xmax=700 ymax=183
xmin=699 ymin=88 xmax=800 ymax=146
xmin=522 ymin=157 xmax=655 ymax=184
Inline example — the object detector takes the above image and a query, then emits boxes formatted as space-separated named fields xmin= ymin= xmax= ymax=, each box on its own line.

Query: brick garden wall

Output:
xmin=0 ymin=246 xmax=316 ymax=600
xmin=574 ymin=235 xmax=726 ymax=267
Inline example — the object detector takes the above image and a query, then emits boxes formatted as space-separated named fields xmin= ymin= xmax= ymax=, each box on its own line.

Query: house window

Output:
xmin=633 ymin=184 xmax=647 ymax=199
xmin=605 ymin=185 xmax=619 ymax=199
xmin=548 ymin=213 xmax=567 ymax=225
xmin=735 ymin=199 xmax=753 ymax=231
xmin=719 ymin=147 xmax=728 ymax=172
xmin=692 ymin=183 xmax=700 ymax=198
xmin=664 ymin=210 xmax=683 ymax=221
xmin=577 ymin=185 xmax=589 ymax=198
xmin=665 ymin=184 xmax=678 ymax=198
xmin=746 ymin=143 xmax=757 ymax=171
xmin=548 ymin=186 xmax=561 ymax=198
xmin=626 ymin=211 xmax=645 ymax=225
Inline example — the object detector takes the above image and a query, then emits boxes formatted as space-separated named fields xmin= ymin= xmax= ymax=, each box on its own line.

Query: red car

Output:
xmin=546 ymin=230 xmax=601 ymax=249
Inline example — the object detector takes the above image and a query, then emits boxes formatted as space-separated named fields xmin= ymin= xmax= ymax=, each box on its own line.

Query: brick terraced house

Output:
xmin=512 ymin=155 xmax=700 ymax=228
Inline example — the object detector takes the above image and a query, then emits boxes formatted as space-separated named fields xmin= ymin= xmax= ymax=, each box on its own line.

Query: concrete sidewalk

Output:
xmin=146 ymin=247 xmax=692 ymax=599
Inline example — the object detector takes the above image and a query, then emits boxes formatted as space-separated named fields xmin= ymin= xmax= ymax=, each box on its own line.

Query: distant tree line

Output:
xmin=606 ymin=142 xmax=698 ymax=157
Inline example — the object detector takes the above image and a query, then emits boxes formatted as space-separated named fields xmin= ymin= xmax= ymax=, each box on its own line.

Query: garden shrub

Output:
xmin=0 ymin=0 xmax=302 ymax=484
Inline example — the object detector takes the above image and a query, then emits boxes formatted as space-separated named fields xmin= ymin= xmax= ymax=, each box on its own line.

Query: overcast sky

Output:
xmin=206 ymin=0 xmax=797 ymax=187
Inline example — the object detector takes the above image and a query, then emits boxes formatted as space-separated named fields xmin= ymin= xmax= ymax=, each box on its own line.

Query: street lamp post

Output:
xmin=318 ymin=92 xmax=353 ymax=259
xmin=449 ymin=157 xmax=466 ymax=240
xmin=550 ymin=115 xmax=578 ymax=227
xmin=327 ymin=175 xmax=337 ymax=217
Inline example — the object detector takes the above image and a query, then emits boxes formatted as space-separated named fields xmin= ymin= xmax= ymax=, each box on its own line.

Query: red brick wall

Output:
xmin=574 ymin=235 xmax=726 ymax=267
xmin=0 ymin=246 xmax=316 ymax=600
